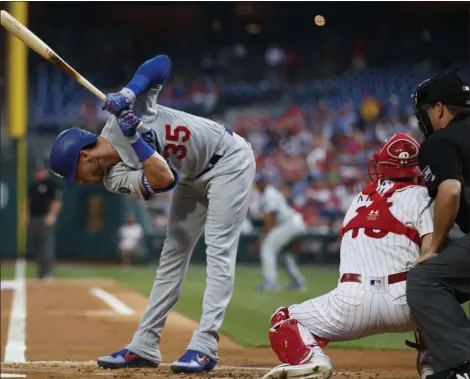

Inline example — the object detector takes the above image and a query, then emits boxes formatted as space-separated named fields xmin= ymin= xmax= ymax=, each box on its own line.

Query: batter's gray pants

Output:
xmin=30 ymin=217 xmax=55 ymax=278
xmin=126 ymin=135 xmax=255 ymax=363
xmin=406 ymin=233 xmax=470 ymax=374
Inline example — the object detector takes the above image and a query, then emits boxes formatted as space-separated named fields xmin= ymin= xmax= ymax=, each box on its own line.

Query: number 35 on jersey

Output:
xmin=163 ymin=124 xmax=191 ymax=159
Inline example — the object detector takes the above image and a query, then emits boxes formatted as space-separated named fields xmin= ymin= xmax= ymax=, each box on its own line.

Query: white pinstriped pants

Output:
xmin=289 ymin=278 xmax=415 ymax=341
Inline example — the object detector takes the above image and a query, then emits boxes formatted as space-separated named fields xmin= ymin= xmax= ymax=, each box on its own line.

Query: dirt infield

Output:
xmin=0 ymin=278 xmax=419 ymax=379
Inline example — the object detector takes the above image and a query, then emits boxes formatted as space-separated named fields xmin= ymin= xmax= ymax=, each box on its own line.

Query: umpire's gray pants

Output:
xmin=30 ymin=217 xmax=55 ymax=278
xmin=406 ymin=233 xmax=470 ymax=374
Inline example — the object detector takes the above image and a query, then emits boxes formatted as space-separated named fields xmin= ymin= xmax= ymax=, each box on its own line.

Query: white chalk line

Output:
xmin=1 ymin=361 xmax=272 ymax=371
xmin=4 ymin=258 xmax=27 ymax=363
xmin=90 ymin=288 xmax=135 ymax=316
xmin=0 ymin=374 xmax=26 ymax=378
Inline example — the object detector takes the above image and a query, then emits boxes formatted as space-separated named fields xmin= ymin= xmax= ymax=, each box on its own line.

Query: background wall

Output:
xmin=1 ymin=2 xmax=468 ymax=263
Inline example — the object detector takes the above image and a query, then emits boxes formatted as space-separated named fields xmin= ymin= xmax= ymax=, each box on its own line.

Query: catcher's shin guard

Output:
xmin=266 ymin=307 xmax=333 ymax=379
xmin=406 ymin=330 xmax=434 ymax=379
xmin=269 ymin=307 xmax=323 ymax=365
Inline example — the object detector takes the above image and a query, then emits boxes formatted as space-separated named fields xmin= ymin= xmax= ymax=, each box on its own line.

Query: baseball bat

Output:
xmin=1 ymin=10 xmax=106 ymax=100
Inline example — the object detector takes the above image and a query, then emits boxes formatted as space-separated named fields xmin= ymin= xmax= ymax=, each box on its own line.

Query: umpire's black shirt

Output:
xmin=28 ymin=178 xmax=61 ymax=216
xmin=418 ymin=114 xmax=470 ymax=234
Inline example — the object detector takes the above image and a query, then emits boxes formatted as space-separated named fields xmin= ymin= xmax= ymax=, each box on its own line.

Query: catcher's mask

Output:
xmin=412 ymin=70 xmax=470 ymax=137
xmin=368 ymin=132 xmax=422 ymax=181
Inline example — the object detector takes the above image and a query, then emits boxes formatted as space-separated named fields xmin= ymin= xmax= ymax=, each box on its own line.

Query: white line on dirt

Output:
xmin=4 ymin=361 xmax=272 ymax=371
xmin=90 ymin=288 xmax=135 ymax=316
xmin=0 ymin=374 xmax=26 ymax=378
xmin=4 ymin=258 xmax=27 ymax=363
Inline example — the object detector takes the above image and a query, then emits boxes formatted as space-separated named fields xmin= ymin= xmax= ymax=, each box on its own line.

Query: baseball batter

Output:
xmin=49 ymin=55 xmax=256 ymax=372
xmin=253 ymin=173 xmax=307 ymax=292
xmin=262 ymin=133 xmax=435 ymax=379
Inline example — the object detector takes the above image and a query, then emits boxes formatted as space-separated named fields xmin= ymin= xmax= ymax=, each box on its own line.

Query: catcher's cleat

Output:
xmin=261 ymin=355 xmax=333 ymax=379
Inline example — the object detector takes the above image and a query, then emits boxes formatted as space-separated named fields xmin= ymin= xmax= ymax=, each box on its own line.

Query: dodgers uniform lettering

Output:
xmin=289 ymin=180 xmax=434 ymax=341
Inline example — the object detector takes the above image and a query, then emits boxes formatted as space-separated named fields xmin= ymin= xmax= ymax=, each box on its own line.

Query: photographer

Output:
xmin=407 ymin=71 xmax=470 ymax=379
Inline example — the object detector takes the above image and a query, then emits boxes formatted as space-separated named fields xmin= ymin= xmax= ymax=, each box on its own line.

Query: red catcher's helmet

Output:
xmin=368 ymin=133 xmax=421 ymax=181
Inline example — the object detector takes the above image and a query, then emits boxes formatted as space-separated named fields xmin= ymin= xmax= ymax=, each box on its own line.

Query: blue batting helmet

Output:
xmin=49 ymin=128 xmax=97 ymax=187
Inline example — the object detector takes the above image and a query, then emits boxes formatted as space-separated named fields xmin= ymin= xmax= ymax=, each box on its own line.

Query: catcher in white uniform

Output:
xmin=263 ymin=133 xmax=435 ymax=379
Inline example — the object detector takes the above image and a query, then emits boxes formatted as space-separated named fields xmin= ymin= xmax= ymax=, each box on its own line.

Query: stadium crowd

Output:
xmin=146 ymin=92 xmax=421 ymax=235
xmin=1 ymin=2 xmax=467 ymax=237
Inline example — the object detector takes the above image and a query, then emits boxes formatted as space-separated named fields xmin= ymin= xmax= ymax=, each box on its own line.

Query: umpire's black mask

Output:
xmin=412 ymin=71 xmax=470 ymax=137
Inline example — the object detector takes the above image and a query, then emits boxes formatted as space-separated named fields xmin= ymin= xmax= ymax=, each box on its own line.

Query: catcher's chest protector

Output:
xmin=341 ymin=181 xmax=422 ymax=246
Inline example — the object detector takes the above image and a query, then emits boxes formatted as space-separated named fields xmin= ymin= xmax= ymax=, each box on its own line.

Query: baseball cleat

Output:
xmin=97 ymin=348 xmax=158 ymax=369
xmin=170 ymin=349 xmax=217 ymax=373
xmin=261 ymin=356 xmax=333 ymax=379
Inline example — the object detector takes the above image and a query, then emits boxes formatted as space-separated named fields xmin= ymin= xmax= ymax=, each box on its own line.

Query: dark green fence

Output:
xmin=0 ymin=159 xmax=340 ymax=263
xmin=0 ymin=158 xmax=127 ymax=260
xmin=145 ymin=231 xmax=340 ymax=264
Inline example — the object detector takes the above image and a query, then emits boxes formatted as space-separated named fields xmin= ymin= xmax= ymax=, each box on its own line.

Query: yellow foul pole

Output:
xmin=6 ymin=2 xmax=29 ymax=257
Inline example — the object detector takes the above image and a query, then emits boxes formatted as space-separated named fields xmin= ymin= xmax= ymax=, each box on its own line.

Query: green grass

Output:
xmin=2 ymin=261 xmax=467 ymax=350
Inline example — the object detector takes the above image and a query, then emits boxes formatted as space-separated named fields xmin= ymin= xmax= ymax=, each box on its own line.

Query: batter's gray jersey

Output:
xmin=95 ymin=85 xmax=256 ymax=363
xmin=101 ymin=86 xmax=234 ymax=199
xmin=258 ymin=185 xmax=299 ymax=226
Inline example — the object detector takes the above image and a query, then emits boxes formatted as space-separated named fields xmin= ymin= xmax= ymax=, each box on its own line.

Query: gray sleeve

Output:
xmin=133 ymin=85 xmax=161 ymax=123
xmin=100 ymin=116 xmax=142 ymax=170
xmin=99 ymin=86 xmax=162 ymax=168
xmin=103 ymin=163 xmax=149 ymax=201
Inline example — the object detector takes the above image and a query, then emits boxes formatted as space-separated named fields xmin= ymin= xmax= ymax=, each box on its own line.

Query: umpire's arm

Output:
xmin=418 ymin=137 xmax=462 ymax=260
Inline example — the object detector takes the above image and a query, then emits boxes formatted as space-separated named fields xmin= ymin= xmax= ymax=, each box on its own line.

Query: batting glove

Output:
xmin=102 ymin=92 xmax=130 ymax=116
xmin=118 ymin=110 xmax=142 ymax=137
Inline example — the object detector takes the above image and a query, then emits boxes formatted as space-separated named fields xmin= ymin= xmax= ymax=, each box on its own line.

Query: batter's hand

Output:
xmin=118 ymin=110 xmax=141 ymax=137
xmin=102 ymin=92 xmax=130 ymax=116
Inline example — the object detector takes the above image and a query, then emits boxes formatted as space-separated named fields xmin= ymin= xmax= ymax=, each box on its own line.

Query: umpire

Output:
xmin=407 ymin=71 xmax=470 ymax=379
xmin=27 ymin=160 xmax=63 ymax=280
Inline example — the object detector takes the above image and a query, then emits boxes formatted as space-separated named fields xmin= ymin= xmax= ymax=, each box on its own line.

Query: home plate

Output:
xmin=0 ymin=280 xmax=17 ymax=291
xmin=1 ymin=374 xmax=26 ymax=378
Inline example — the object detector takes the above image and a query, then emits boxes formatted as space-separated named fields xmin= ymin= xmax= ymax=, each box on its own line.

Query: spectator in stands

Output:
xmin=360 ymin=94 xmax=380 ymax=123
xmin=117 ymin=214 xmax=144 ymax=269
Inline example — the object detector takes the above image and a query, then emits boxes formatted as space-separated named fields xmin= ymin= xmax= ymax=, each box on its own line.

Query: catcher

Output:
xmin=262 ymin=133 xmax=435 ymax=379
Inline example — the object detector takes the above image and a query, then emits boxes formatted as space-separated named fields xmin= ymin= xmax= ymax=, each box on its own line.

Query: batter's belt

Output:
xmin=340 ymin=271 xmax=408 ymax=285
